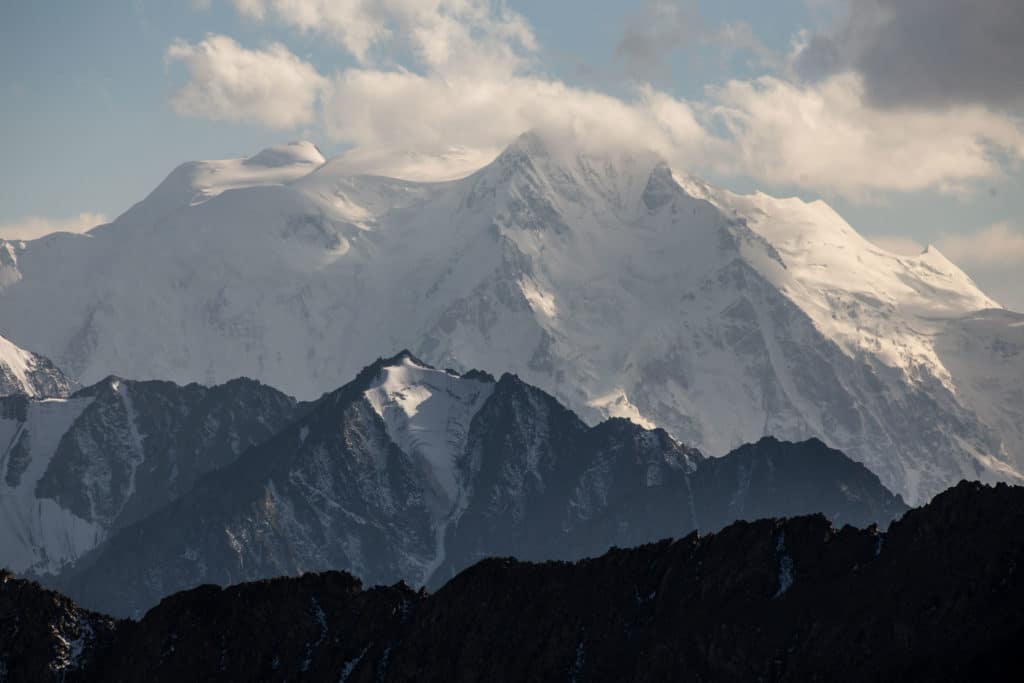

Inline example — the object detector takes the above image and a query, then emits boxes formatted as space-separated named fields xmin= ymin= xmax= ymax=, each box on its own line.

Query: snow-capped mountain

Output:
xmin=54 ymin=354 xmax=904 ymax=618
xmin=0 ymin=330 xmax=73 ymax=398
xmin=0 ymin=132 xmax=1018 ymax=502
xmin=0 ymin=376 xmax=298 ymax=574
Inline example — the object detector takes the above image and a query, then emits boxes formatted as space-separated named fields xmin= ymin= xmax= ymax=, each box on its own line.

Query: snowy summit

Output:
xmin=0 ymin=131 xmax=1020 ymax=503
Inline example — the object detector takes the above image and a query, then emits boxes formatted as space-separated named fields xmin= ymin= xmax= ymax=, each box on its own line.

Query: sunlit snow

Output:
xmin=364 ymin=356 xmax=494 ymax=503
xmin=0 ymin=131 xmax=1019 ymax=503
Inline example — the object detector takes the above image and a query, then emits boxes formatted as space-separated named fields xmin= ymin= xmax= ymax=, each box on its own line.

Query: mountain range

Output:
xmin=0 ymin=133 xmax=1020 ymax=504
xmin=2 ymin=352 xmax=904 ymax=618
xmin=2 ymin=480 xmax=1019 ymax=682
xmin=0 ymin=129 xmax=1018 ymax=680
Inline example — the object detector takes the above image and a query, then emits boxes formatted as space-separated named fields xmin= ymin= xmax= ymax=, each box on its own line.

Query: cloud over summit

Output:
xmin=166 ymin=34 xmax=327 ymax=128
xmin=160 ymin=0 xmax=1024 ymax=204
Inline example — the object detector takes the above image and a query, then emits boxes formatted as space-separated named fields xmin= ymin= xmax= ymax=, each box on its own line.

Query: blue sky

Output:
xmin=1 ymin=1 xmax=1022 ymax=307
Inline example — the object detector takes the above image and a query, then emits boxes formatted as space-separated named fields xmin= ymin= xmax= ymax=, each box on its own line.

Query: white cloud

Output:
xmin=939 ymin=222 xmax=1024 ymax=312
xmin=0 ymin=213 xmax=109 ymax=241
xmin=171 ymin=4 xmax=1024 ymax=202
xmin=232 ymin=0 xmax=388 ymax=63
xmin=231 ymin=0 xmax=266 ymax=18
xmin=224 ymin=1 xmax=710 ymax=176
xmin=165 ymin=34 xmax=327 ymax=129
xmin=703 ymin=73 xmax=1024 ymax=200
xmin=321 ymin=70 xmax=710 ymax=173
xmin=321 ymin=67 xmax=1024 ymax=200
xmin=938 ymin=222 xmax=1024 ymax=272
xmin=232 ymin=0 xmax=536 ymax=74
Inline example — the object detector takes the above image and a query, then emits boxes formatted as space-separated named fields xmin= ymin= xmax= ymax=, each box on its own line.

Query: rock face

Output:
xmin=2 ymin=481 xmax=1020 ymax=682
xmin=51 ymin=354 xmax=905 ymax=618
xmin=0 ymin=133 xmax=1019 ymax=503
xmin=0 ymin=376 xmax=299 ymax=574
xmin=0 ymin=331 xmax=73 ymax=398
xmin=433 ymin=410 xmax=906 ymax=587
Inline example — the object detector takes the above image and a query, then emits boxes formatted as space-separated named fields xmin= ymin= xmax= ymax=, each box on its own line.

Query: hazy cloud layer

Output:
xmin=939 ymin=222 xmax=1024 ymax=273
xmin=322 ymin=70 xmax=710 ymax=167
xmin=166 ymin=34 xmax=327 ymax=128
xmin=162 ymin=0 xmax=1024 ymax=202
xmin=0 ymin=212 xmax=109 ymax=241
xmin=794 ymin=0 xmax=1024 ymax=111
xmin=321 ymin=68 xmax=1024 ymax=199
xmin=705 ymin=73 xmax=1024 ymax=199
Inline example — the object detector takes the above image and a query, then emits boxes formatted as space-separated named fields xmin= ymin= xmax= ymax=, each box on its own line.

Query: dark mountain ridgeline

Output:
xmin=41 ymin=376 xmax=303 ymax=531
xmin=2 ymin=481 xmax=1020 ymax=682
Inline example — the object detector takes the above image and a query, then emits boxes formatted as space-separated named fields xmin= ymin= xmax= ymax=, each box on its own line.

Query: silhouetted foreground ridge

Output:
xmin=2 ymin=480 xmax=1021 ymax=681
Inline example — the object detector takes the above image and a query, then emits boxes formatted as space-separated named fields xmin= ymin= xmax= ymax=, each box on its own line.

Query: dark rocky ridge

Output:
xmin=50 ymin=355 xmax=905 ymax=617
xmin=0 ymin=375 xmax=304 ymax=577
xmin=2 ymin=481 xmax=1020 ymax=682
xmin=39 ymin=376 xmax=303 ymax=531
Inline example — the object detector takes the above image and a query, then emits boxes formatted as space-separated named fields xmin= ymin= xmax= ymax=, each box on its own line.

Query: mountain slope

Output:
xmin=0 ymin=330 xmax=74 ymax=398
xmin=52 ymin=354 xmax=904 ymax=618
xmin=3 ymin=481 xmax=1020 ymax=682
xmin=0 ymin=133 xmax=1017 ymax=502
xmin=0 ymin=377 xmax=298 ymax=574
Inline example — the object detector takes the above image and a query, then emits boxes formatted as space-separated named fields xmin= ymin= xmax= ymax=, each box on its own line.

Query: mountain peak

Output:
xmin=501 ymin=130 xmax=555 ymax=160
xmin=113 ymin=141 xmax=326 ymax=226
xmin=469 ymin=129 xmax=669 ymax=218
xmin=379 ymin=349 xmax=430 ymax=369
xmin=484 ymin=130 xmax=562 ymax=181
xmin=916 ymin=243 xmax=964 ymax=276
xmin=363 ymin=352 xmax=496 ymax=504
xmin=495 ymin=129 xmax=665 ymax=173
xmin=243 ymin=141 xmax=325 ymax=169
